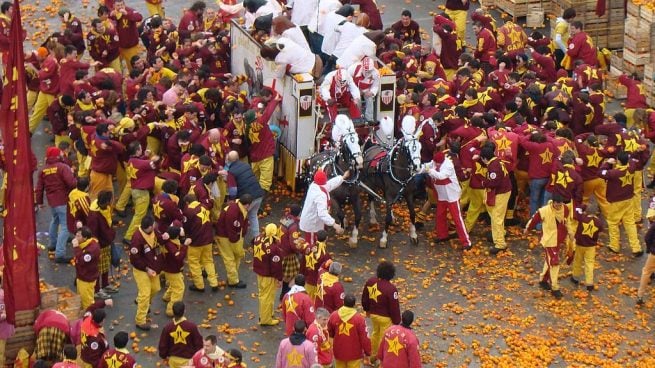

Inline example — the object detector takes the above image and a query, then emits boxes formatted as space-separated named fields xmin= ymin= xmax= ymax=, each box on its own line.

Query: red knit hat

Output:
xmin=313 ymin=170 xmax=327 ymax=185
xmin=433 ymin=151 xmax=445 ymax=164
xmin=45 ymin=147 xmax=61 ymax=159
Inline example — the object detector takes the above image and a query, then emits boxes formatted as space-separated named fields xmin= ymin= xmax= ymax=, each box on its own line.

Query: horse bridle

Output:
xmin=333 ymin=129 xmax=361 ymax=184
xmin=387 ymin=137 xmax=420 ymax=185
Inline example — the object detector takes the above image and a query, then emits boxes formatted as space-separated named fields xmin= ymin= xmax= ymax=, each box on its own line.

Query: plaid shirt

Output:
xmin=36 ymin=326 xmax=68 ymax=361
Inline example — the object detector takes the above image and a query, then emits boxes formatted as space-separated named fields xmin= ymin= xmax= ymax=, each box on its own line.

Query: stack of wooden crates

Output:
xmin=494 ymin=0 xmax=549 ymax=19
xmin=624 ymin=2 xmax=655 ymax=106
xmin=549 ymin=0 xmax=624 ymax=49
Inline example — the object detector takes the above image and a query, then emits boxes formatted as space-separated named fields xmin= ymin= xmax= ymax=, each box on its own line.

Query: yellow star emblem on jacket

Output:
xmin=581 ymin=220 xmax=598 ymax=238
xmin=285 ymin=294 xmax=298 ymax=312
xmin=624 ymin=138 xmax=640 ymax=153
xmin=367 ymin=283 xmax=382 ymax=303
xmin=338 ymin=320 xmax=353 ymax=336
xmin=586 ymin=151 xmax=602 ymax=167
xmin=197 ymin=207 xmax=210 ymax=224
xmin=495 ymin=136 xmax=512 ymax=151
xmin=619 ymin=170 xmax=634 ymax=187
xmin=474 ymin=162 xmax=487 ymax=176
xmin=152 ymin=201 xmax=163 ymax=218
xmin=249 ymin=131 xmax=260 ymax=143
xmin=105 ymin=353 xmax=123 ymax=368
xmin=304 ymin=252 xmax=318 ymax=271
xmin=170 ymin=324 xmax=190 ymax=344
xmin=540 ymin=149 xmax=553 ymax=164
xmin=253 ymin=243 xmax=265 ymax=261
xmin=286 ymin=348 xmax=304 ymax=367
xmin=386 ymin=335 xmax=404 ymax=356
xmin=555 ymin=171 xmax=573 ymax=187
xmin=125 ymin=163 xmax=138 ymax=180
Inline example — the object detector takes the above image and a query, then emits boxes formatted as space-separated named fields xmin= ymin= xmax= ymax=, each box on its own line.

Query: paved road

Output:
xmin=22 ymin=0 xmax=655 ymax=367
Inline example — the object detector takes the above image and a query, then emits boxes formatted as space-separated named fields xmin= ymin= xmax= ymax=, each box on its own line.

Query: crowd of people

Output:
xmin=1 ymin=0 xmax=655 ymax=366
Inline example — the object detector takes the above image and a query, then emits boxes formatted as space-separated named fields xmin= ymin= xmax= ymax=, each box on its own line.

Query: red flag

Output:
xmin=1 ymin=0 xmax=40 ymax=324
xmin=596 ymin=0 xmax=607 ymax=17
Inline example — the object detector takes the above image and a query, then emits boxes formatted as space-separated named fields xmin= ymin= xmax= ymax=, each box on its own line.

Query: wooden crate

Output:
xmin=642 ymin=5 xmax=655 ymax=23
xmin=627 ymin=1 xmax=641 ymax=17
xmin=14 ymin=309 xmax=38 ymax=328
xmin=623 ymin=59 xmax=645 ymax=78
xmin=610 ymin=50 xmax=623 ymax=71
xmin=56 ymin=287 xmax=81 ymax=321
xmin=624 ymin=34 xmax=651 ymax=54
xmin=624 ymin=48 xmax=651 ymax=65
xmin=40 ymin=282 xmax=58 ymax=309
xmin=645 ymin=64 xmax=655 ymax=81
xmin=4 ymin=325 xmax=36 ymax=365
xmin=526 ymin=6 xmax=544 ymax=28
xmin=605 ymin=74 xmax=628 ymax=99
xmin=494 ymin=0 xmax=543 ymax=18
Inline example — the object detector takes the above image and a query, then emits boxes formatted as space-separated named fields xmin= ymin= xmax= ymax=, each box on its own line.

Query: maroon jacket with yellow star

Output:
xmin=281 ymin=290 xmax=315 ymax=336
xmin=215 ymin=200 xmax=248 ymax=243
xmin=361 ymin=277 xmax=401 ymax=324
xmin=158 ymin=318 xmax=204 ymax=360
xmin=127 ymin=156 xmax=158 ymax=190
xmin=301 ymin=241 xmax=331 ymax=287
xmin=252 ymin=236 xmax=283 ymax=280
xmin=152 ymin=192 xmax=184 ymax=231
xmin=160 ymin=238 xmax=187 ymax=274
xmin=519 ymin=134 xmax=555 ymax=179
xmin=97 ymin=348 xmax=137 ymax=368
xmin=573 ymin=210 xmax=604 ymax=247
xmin=547 ymin=161 xmax=583 ymax=206
xmin=599 ymin=161 xmax=636 ymax=203
xmin=183 ymin=201 xmax=215 ymax=246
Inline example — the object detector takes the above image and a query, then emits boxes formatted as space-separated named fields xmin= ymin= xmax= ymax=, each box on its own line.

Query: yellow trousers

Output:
xmin=89 ymin=170 xmax=113 ymax=201
xmin=633 ymin=170 xmax=644 ymax=221
xmin=638 ymin=254 xmax=655 ymax=298
xmin=146 ymin=136 xmax=162 ymax=155
xmin=445 ymin=9 xmax=467 ymax=42
xmin=571 ymin=246 xmax=596 ymax=286
xmin=485 ymin=191 xmax=511 ymax=249
xmin=251 ymin=156 xmax=274 ymax=192
xmin=115 ymin=180 xmax=132 ymax=212
xmin=107 ymin=57 xmax=122 ymax=74
xmin=27 ymin=90 xmax=37 ymax=111
xmin=459 ymin=179 xmax=470 ymax=208
xmin=370 ymin=314 xmax=392 ymax=359
xmin=119 ymin=46 xmax=141 ymax=72
xmin=146 ymin=2 xmax=165 ymax=16
xmin=168 ymin=356 xmax=190 ymax=368
xmin=133 ymin=268 xmax=161 ymax=325
xmin=582 ymin=178 xmax=609 ymax=218
xmin=163 ymin=272 xmax=185 ymax=317
xmin=187 ymin=244 xmax=219 ymax=288
xmin=125 ymin=189 xmax=150 ymax=241
xmin=29 ymin=92 xmax=55 ymax=133
xmin=335 ymin=360 xmax=362 ymax=368
xmin=464 ymin=188 xmax=485 ymax=230
xmin=76 ymin=278 xmax=96 ymax=310
xmin=607 ymin=198 xmax=641 ymax=253
xmin=217 ymin=237 xmax=245 ymax=285
xmin=625 ymin=108 xmax=636 ymax=128
xmin=257 ymin=275 xmax=278 ymax=324
xmin=115 ymin=164 xmax=127 ymax=201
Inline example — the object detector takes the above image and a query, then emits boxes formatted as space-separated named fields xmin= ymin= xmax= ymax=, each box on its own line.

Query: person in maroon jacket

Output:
xmin=36 ymin=147 xmax=77 ymax=262
xmin=564 ymin=21 xmax=597 ymax=69
xmin=158 ymin=302 xmax=204 ymax=368
xmin=89 ymin=123 xmax=125 ymax=200
xmin=153 ymin=180 xmax=185 ymax=230
xmin=599 ymin=151 xmax=642 ymax=256
xmin=111 ymin=0 xmax=143 ymax=72
xmin=73 ymin=227 xmax=101 ymax=310
xmin=178 ymin=1 xmax=206 ymax=39
xmin=87 ymin=190 xmax=117 ymax=297
xmin=252 ymin=223 xmax=284 ymax=326
xmin=124 ymin=141 xmax=161 ymax=243
xmin=362 ymin=260 xmax=401 ymax=364
xmin=29 ymin=47 xmax=60 ymax=133
xmin=282 ymin=274 xmax=316 ymax=336
xmin=316 ymin=261 xmax=345 ymax=313
xmin=182 ymin=194 xmax=219 ymax=292
xmin=216 ymin=194 xmax=252 ymax=288
xmin=80 ymin=308 xmax=109 ymax=367
xmin=519 ymin=130 xmax=556 ymax=217
xmin=480 ymin=145 xmax=513 ymax=255
xmin=350 ymin=0 xmax=383 ymax=30
xmin=246 ymin=92 xmax=281 ymax=193
xmin=47 ymin=95 xmax=76 ymax=145
xmin=278 ymin=205 xmax=305 ymax=300
xmin=98 ymin=331 xmax=137 ymax=368
xmin=129 ymin=215 xmax=162 ymax=330
xmin=390 ymin=10 xmax=421 ymax=45
xmin=159 ymin=223 xmax=190 ymax=319
xmin=301 ymin=230 xmax=332 ymax=302
xmin=473 ymin=21 xmax=497 ymax=73
xmin=58 ymin=9 xmax=85 ymax=56
xmin=328 ymin=293 xmax=371 ymax=367
xmin=67 ymin=177 xmax=91 ymax=235
xmin=433 ymin=19 xmax=461 ymax=75
xmin=87 ymin=18 xmax=121 ymax=72
xmin=59 ymin=45 xmax=93 ymax=99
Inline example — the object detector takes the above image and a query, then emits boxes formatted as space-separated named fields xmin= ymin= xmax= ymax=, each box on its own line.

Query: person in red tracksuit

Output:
xmin=377 ymin=311 xmax=422 ymax=368
xmin=319 ymin=68 xmax=362 ymax=122
xmin=328 ymin=293 xmax=371 ymax=367
xmin=564 ymin=21 xmax=597 ymax=68
xmin=282 ymin=274 xmax=316 ymax=336
xmin=473 ymin=21 xmax=496 ymax=73
xmin=362 ymin=261 xmax=401 ymax=365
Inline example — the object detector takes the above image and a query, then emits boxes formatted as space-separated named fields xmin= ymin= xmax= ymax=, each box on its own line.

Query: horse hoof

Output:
xmin=410 ymin=237 xmax=419 ymax=246
xmin=348 ymin=238 xmax=358 ymax=248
